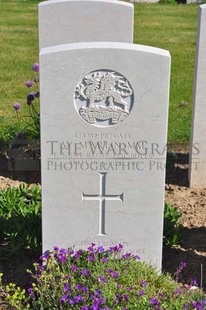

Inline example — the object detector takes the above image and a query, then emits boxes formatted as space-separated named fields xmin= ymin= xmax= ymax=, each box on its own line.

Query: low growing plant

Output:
xmin=0 ymin=183 xmax=41 ymax=255
xmin=4 ymin=244 xmax=206 ymax=309
xmin=163 ymin=202 xmax=182 ymax=247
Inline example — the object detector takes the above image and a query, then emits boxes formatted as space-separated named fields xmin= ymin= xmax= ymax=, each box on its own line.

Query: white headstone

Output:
xmin=39 ymin=0 xmax=134 ymax=49
xmin=40 ymin=42 xmax=170 ymax=270
xmin=189 ymin=4 xmax=206 ymax=188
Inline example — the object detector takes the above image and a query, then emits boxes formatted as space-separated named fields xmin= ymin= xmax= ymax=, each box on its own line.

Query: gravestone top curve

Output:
xmin=39 ymin=0 xmax=134 ymax=49
xmin=40 ymin=42 xmax=170 ymax=58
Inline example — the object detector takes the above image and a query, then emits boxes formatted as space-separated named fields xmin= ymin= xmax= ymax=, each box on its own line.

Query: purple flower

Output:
xmin=200 ymin=300 xmax=206 ymax=305
xmin=172 ymin=289 xmax=182 ymax=296
xmin=75 ymin=294 xmax=84 ymax=303
xmin=180 ymin=262 xmax=187 ymax=268
xmin=74 ymin=284 xmax=82 ymax=290
xmin=54 ymin=246 xmax=59 ymax=251
xmin=69 ymin=298 xmax=75 ymax=305
xmin=82 ymin=286 xmax=88 ymax=293
xmin=92 ymin=296 xmax=99 ymax=308
xmin=27 ymin=93 xmax=35 ymax=105
xmin=63 ymin=282 xmax=70 ymax=292
xmin=60 ymin=254 xmax=67 ymax=263
xmin=122 ymin=253 xmax=132 ymax=259
xmin=141 ymin=279 xmax=147 ymax=287
xmin=59 ymin=294 xmax=68 ymax=302
xmin=98 ymin=275 xmax=107 ymax=284
xmin=138 ymin=290 xmax=146 ymax=297
xmin=88 ymin=243 xmax=95 ymax=252
xmin=102 ymin=257 xmax=108 ymax=263
xmin=42 ymin=251 xmax=50 ymax=260
xmin=60 ymin=248 xmax=66 ymax=254
xmin=70 ymin=265 xmax=79 ymax=272
xmin=112 ymin=271 xmax=119 ymax=278
xmin=123 ymin=294 xmax=129 ymax=301
xmin=27 ymin=288 xmax=34 ymax=294
xmin=32 ymin=63 xmax=39 ymax=72
xmin=68 ymin=295 xmax=84 ymax=305
xmin=59 ymin=248 xmax=67 ymax=262
xmin=115 ymin=294 xmax=123 ymax=303
xmin=13 ymin=102 xmax=21 ymax=111
xmin=64 ymin=275 xmax=70 ymax=279
xmin=82 ymin=268 xmax=90 ymax=276
xmin=25 ymin=80 xmax=33 ymax=88
xmin=190 ymin=300 xmax=205 ymax=309
xmin=73 ymin=250 xmax=82 ymax=260
xmin=89 ymin=253 xmax=95 ymax=262
xmin=190 ymin=278 xmax=199 ymax=287
xmin=95 ymin=289 xmax=102 ymax=296
xmin=100 ymin=297 xmax=105 ymax=305
xmin=118 ymin=243 xmax=123 ymax=250
xmin=150 ymin=297 xmax=160 ymax=306
xmin=97 ymin=246 xmax=105 ymax=253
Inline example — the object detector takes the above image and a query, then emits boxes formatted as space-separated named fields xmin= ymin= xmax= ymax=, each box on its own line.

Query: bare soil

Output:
xmin=164 ymin=153 xmax=206 ymax=290
xmin=0 ymin=150 xmax=206 ymax=308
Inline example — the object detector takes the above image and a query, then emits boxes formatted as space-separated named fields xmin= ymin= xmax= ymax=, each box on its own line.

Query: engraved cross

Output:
xmin=82 ymin=172 xmax=123 ymax=236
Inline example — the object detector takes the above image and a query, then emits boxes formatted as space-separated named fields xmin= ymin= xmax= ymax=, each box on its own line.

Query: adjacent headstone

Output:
xmin=40 ymin=42 xmax=170 ymax=270
xmin=189 ymin=4 xmax=206 ymax=188
xmin=39 ymin=0 xmax=134 ymax=49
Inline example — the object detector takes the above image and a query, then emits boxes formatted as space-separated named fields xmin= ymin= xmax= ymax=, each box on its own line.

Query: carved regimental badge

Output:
xmin=74 ymin=70 xmax=134 ymax=127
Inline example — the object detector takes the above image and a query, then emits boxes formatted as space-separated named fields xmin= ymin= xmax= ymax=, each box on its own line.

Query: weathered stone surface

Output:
xmin=39 ymin=0 xmax=134 ymax=49
xmin=40 ymin=42 xmax=170 ymax=270
xmin=189 ymin=4 xmax=206 ymax=188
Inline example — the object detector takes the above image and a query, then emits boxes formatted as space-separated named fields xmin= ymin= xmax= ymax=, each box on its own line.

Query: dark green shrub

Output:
xmin=163 ymin=202 xmax=181 ymax=247
xmin=0 ymin=184 xmax=41 ymax=255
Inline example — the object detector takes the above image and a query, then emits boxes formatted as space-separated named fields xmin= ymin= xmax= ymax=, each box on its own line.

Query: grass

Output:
xmin=0 ymin=0 xmax=39 ymax=127
xmin=134 ymin=4 xmax=198 ymax=143
xmin=0 ymin=1 xmax=202 ymax=143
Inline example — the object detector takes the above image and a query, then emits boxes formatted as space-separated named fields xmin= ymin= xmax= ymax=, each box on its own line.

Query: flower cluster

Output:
xmin=4 ymin=244 xmax=206 ymax=309
xmin=13 ymin=63 xmax=40 ymax=139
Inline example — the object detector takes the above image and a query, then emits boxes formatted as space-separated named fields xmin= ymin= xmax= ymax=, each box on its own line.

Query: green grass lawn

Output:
xmin=134 ymin=3 xmax=199 ymax=143
xmin=0 ymin=0 xmax=39 ymax=125
xmin=0 ymin=1 xmax=201 ymax=143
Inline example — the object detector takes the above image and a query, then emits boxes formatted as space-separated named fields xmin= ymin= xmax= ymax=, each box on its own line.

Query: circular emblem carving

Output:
xmin=74 ymin=70 xmax=134 ymax=127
